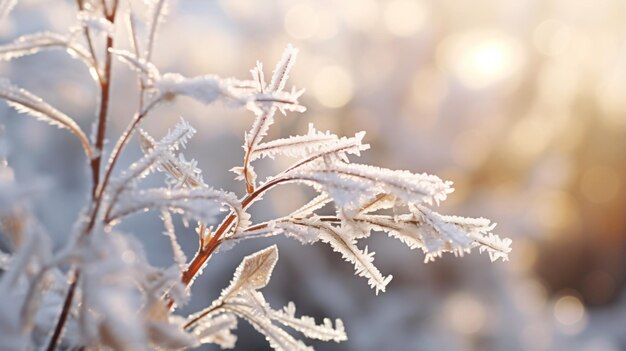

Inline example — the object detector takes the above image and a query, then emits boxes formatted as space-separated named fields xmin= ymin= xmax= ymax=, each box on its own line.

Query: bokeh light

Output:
xmin=382 ymin=0 xmax=428 ymax=37
xmin=533 ymin=19 xmax=572 ymax=57
xmin=313 ymin=65 xmax=354 ymax=108
xmin=339 ymin=0 xmax=379 ymax=31
xmin=284 ymin=3 xmax=319 ymax=40
xmin=438 ymin=30 xmax=524 ymax=89
xmin=554 ymin=294 xmax=587 ymax=335
xmin=442 ymin=293 xmax=487 ymax=335
xmin=579 ymin=166 xmax=621 ymax=204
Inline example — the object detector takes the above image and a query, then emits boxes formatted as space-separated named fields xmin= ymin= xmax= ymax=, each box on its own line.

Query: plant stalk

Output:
xmin=47 ymin=2 xmax=119 ymax=349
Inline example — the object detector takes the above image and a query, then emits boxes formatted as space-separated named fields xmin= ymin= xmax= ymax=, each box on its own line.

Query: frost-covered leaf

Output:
xmin=473 ymin=231 xmax=513 ymax=262
xmin=239 ymin=45 xmax=302 ymax=193
xmin=411 ymin=206 xmax=509 ymax=262
xmin=317 ymin=222 xmax=392 ymax=294
xmin=288 ymin=162 xmax=453 ymax=212
xmin=269 ymin=44 xmax=298 ymax=93
xmin=351 ymin=209 xmax=512 ymax=263
xmin=225 ymin=218 xmax=322 ymax=248
xmin=187 ymin=245 xmax=347 ymax=351
xmin=289 ymin=192 xmax=331 ymax=219
xmin=108 ymin=187 xmax=240 ymax=227
xmin=270 ymin=219 xmax=323 ymax=244
xmin=355 ymin=214 xmax=424 ymax=250
xmin=359 ymin=193 xmax=397 ymax=214
xmin=250 ymin=61 xmax=266 ymax=93
xmin=221 ymin=290 xmax=346 ymax=351
xmin=256 ymin=87 xmax=305 ymax=117
xmin=154 ymin=73 xmax=229 ymax=104
xmin=192 ymin=313 xmax=238 ymax=349
xmin=282 ymin=133 xmax=370 ymax=174
xmin=239 ymin=108 xmax=276 ymax=193
xmin=111 ymin=49 xmax=161 ymax=84
xmin=138 ymin=128 xmax=206 ymax=189
xmin=272 ymin=301 xmax=346 ymax=343
xmin=108 ymin=117 xmax=196 ymax=194
xmin=251 ymin=124 xmax=366 ymax=163
xmin=161 ymin=211 xmax=186 ymax=272
xmin=0 ymin=32 xmax=91 ymax=64
xmin=226 ymin=302 xmax=313 ymax=351
xmin=418 ymin=206 xmax=474 ymax=254
xmin=218 ymin=245 xmax=278 ymax=301
xmin=153 ymin=73 xmax=305 ymax=114
xmin=244 ymin=106 xmax=277 ymax=159
xmin=0 ymin=79 xmax=92 ymax=157
xmin=239 ymin=107 xmax=274 ymax=192
xmin=184 ymin=247 xmax=284 ymax=333
xmin=152 ymin=117 xmax=196 ymax=151
xmin=434 ymin=212 xmax=512 ymax=262
xmin=240 ymin=135 xmax=370 ymax=210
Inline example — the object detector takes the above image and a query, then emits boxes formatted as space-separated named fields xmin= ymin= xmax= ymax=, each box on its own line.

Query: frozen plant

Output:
xmin=0 ymin=1 xmax=512 ymax=350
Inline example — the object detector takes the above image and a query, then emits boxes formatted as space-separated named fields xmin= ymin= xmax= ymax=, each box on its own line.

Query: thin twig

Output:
xmin=47 ymin=2 xmax=121 ymax=349
xmin=125 ymin=8 xmax=147 ymax=111
xmin=46 ymin=271 xmax=79 ymax=351
xmin=75 ymin=0 xmax=101 ymax=80
xmin=145 ymin=0 xmax=166 ymax=62
xmin=179 ymin=177 xmax=290 ymax=288
xmin=97 ymin=97 xmax=162 ymax=199
xmin=89 ymin=33 xmax=114 ymax=197
xmin=83 ymin=97 xmax=162 ymax=236
xmin=176 ymin=168 xmax=382 ymax=298
xmin=89 ymin=0 xmax=120 ymax=196
xmin=183 ymin=302 xmax=223 ymax=330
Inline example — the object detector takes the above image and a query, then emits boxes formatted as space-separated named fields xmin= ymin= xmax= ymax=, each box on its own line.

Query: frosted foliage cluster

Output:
xmin=0 ymin=1 xmax=511 ymax=350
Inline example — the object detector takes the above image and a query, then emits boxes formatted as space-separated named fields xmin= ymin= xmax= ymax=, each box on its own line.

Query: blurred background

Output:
xmin=1 ymin=0 xmax=626 ymax=350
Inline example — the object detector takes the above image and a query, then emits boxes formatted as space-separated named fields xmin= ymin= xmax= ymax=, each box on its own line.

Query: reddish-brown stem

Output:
xmin=46 ymin=271 xmax=79 ymax=351
xmin=166 ymin=177 xmax=290 ymax=309
xmin=177 ymin=169 xmax=383 ymax=301
xmin=89 ymin=0 xmax=120 ymax=195
xmin=78 ymin=52 xmax=161 ymax=265
xmin=48 ymin=3 xmax=119 ymax=350
xmin=179 ymin=177 xmax=289 ymax=288
xmin=97 ymin=97 xmax=161 ymax=201
xmin=89 ymin=32 xmax=114 ymax=198
xmin=80 ymin=98 xmax=161 ymax=242
xmin=54 ymin=101 xmax=160 ymax=344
